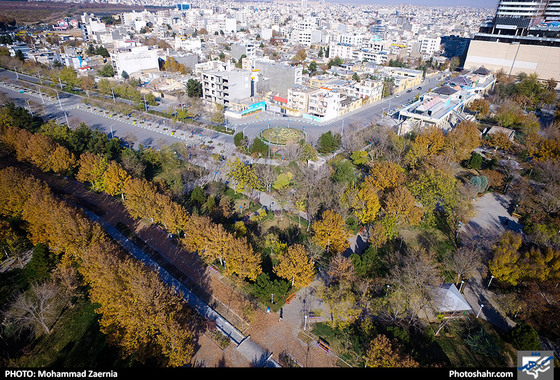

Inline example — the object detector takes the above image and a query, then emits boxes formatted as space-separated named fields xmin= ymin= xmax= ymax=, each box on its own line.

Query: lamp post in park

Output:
xmin=476 ymin=304 xmax=484 ymax=318
xmin=487 ymin=275 xmax=494 ymax=289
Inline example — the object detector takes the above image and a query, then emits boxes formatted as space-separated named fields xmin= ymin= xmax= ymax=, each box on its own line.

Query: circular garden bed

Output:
xmin=260 ymin=127 xmax=305 ymax=145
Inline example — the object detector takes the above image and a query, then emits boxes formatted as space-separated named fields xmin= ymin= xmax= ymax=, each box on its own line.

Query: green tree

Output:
xmin=250 ymin=137 xmax=269 ymax=157
xmin=317 ymin=131 xmax=341 ymax=154
xmin=98 ymin=64 xmax=114 ymax=77
xmin=186 ymin=79 xmax=202 ymax=98
xmin=308 ymin=61 xmax=318 ymax=75
xmin=14 ymin=49 xmax=25 ymax=62
xmin=511 ymin=322 xmax=541 ymax=350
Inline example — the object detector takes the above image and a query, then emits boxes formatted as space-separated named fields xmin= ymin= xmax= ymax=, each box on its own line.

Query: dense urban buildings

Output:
xmin=3 ymin=0 xmax=499 ymax=124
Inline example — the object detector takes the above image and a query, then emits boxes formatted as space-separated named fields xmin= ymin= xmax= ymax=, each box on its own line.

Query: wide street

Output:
xmin=226 ymin=72 xmax=445 ymax=142
xmin=0 ymin=68 xmax=445 ymax=150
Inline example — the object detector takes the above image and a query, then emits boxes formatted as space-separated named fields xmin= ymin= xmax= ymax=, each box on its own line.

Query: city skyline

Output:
xmin=326 ymin=0 xmax=496 ymax=9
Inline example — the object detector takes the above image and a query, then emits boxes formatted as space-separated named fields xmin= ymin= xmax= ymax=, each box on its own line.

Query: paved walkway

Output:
xmin=11 ymin=160 xmax=340 ymax=367
xmin=81 ymin=208 xmax=280 ymax=367
xmin=458 ymin=191 xmax=520 ymax=331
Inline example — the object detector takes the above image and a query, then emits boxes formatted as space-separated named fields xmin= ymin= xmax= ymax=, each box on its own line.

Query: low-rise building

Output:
xmin=110 ymin=45 xmax=160 ymax=77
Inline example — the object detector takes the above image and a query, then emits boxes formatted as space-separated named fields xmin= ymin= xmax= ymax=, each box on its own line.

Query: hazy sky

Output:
xmin=329 ymin=0 xmax=496 ymax=9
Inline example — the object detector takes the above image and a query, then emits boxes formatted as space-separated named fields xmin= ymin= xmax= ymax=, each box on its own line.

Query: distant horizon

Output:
xmin=323 ymin=0 xmax=497 ymax=9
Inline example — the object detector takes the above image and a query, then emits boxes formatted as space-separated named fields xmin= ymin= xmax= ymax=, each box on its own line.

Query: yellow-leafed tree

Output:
xmin=76 ymin=152 xmax=108 ymax=191
xmin=102 ymin=161 xmax=130 ymax=200
xmin=488 ymin=231 xmax=523 ymax=286
xmin=364 ymin=334 xmax=419 ymax=368
xmin=366 ymin=161 xmax=406 ymax=192
xmin=343 ymin=182 xmax=381 ymax=225
xmin=226 ymin=158 xmax=262 ymax=193
xmin=312 ymin=210 xmax=351 ymax=254
xmin=274 ymin=244 xmax=315 ymax=288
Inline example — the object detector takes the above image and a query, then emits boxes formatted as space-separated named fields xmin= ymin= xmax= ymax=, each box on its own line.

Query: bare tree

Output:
xmin=384 ymin=248 xmax=442 ymax=326
xmin=448 ymin=245 xmax=482 ymax=283
xmin=255 ymin=164 xmax=276 ymax=193
xmin=4 ymin=282 xmax=63 ymax=337
xmin=283 ymin=141 xmax=304 ymax=162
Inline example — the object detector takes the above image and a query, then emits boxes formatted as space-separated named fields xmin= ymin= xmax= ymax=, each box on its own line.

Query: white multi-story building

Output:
xmin=174 ymin=36 xmax=202 ymax=52
xmin=328 ymin=42 xmax=354 ymax=60
xmin=419 ymin=37 xmax=441 ymax=55
xmin=110 ymin=45 xmax=160 ymax=77
xmin=80 ymin=13 xmax=107 ymax=42
xmin=306 ymin=88 xmax=342 ymax=122
xmin=201 ymin=69 xmax=252 ymax=106
xmin=352 ymin=80 xmax=383 ymax=102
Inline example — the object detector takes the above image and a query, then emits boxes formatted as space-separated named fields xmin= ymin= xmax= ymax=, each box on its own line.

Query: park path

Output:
xmin=6 ymin=160 xmax=339 ymax=367
xmin=458 ymin=191 xmax=519 ymax=332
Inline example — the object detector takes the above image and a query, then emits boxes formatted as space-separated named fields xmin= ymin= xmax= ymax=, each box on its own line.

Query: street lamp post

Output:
xmin=476 ymin=304 xmax=484 ymax=318
xmin=487 ymin=275 xmax=494 ymax=289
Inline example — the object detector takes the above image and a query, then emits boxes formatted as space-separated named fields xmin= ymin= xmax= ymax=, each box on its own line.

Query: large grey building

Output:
xmin=464 ymin=0 xmax=560 ymax=80
xmin=474 ymin=0 xmax=560 ymax=46
xmin=251 ymin=59 xmax=303 ymax=95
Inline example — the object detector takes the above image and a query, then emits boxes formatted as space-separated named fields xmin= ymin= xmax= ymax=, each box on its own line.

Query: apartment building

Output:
xmin=353 ymin=80 xmax=383 ymax=103
xmin=306 ymin=88 xmax=342 ymax=122
xmin=252 ymin=59 xmax=303 ymax=94
xmin=201 ymin=69 xmax=252 ymax=106
xmin=287 ymin=85 xmax=319 ymax=115
xmin=419 ymin=37 xmax=441 ymax=55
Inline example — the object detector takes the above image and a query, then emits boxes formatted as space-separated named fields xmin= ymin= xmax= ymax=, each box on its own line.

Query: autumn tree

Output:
xmin=382 ymin=186 xmax=423 ymax=227
xmin=343 ymin=182 xmax=381 ymax=225
xmin=488 ymin=131 xmax=513 ymax=151
xmin=76 ymin=152 xmax=109 ymax=191
xmin=405 ymin=126 xmax=445 ymax=166
xmin=274 ymin=244 xmax=315 ymax=288
xmin=317 ymin=283 xmax=362 ymax=329
xmin=489 ymin=231 xmax=523 ymax=286
xmin=0 ymin=167 xmax=49 ymax=218
xmin=523 ymin=246 xmax=560 ymax=283
xmin=80 ymin=241 xmax=195 ymax=366
xmin=102 ymin=161 xmax=130 ymax=199
xmin=444 ymin=120 xmax=481 ymax=162
xmin=364 ymin=334 xmax=419 ymax=368
xmin=312 ymin=210 xmax=351 ymax=254
xmin=467 ymin=98 xmax=490 ymax=118
xmin=226 ymin=158 xmax=262 ymax=193
xmin=535 ymin=137 xmax=560 ymax=160
xmin=366 ymin=160 xmax=406 ymax=192
xmin=122 ymin=177 xmax=160 ymax=222
xmin=219 ymin=235 xmax=262 ymax=281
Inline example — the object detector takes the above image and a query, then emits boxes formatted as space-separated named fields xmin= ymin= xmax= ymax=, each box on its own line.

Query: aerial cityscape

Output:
xmin=0 ymin=0 xmax=559 ymax=374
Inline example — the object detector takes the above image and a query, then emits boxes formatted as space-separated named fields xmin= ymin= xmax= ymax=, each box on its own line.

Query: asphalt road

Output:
xmin=0 ymin=68 xmax=446 ymax=147
xmin=225 ymin=73 xmax=446 ymax=141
